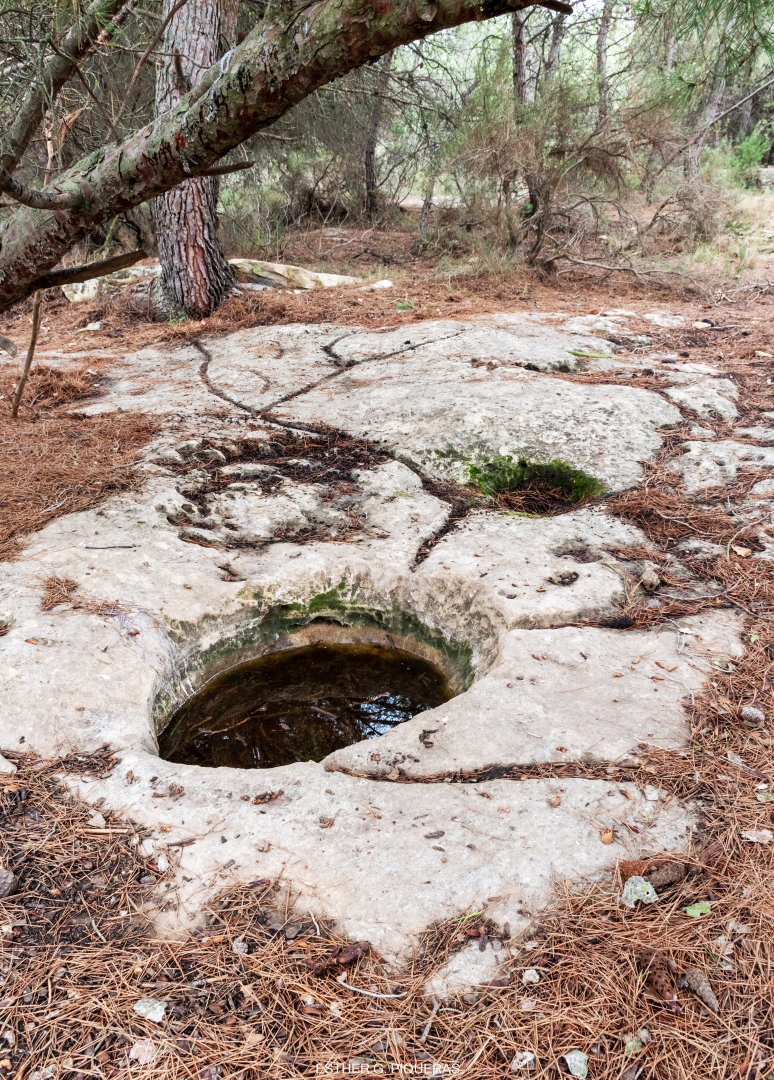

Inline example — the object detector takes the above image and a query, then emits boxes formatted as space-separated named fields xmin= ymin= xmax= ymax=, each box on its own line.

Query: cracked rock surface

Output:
xmin=2 ymin=308 xmax=766 ymax=965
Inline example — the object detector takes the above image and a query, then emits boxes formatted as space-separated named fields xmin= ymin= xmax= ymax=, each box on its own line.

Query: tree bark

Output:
xmin=154 ymin=0 xmax=239 ymax=318
xmin=596 ymin=0 xmax=613 ymax=127
xmin=364 ymin=52 xmax=393 ymax=219
xmin=512 ymin=10 xmax=528 ymax=105
xmin=0 ymin=0 xmax=569 ymax=313
xmin=542 ymin=11 xmax=566 ymax=85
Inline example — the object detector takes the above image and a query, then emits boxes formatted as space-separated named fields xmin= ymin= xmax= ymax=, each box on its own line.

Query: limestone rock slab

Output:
xmin=204 ymin=324 xmax=356 ymax=412
xmin=324 ymin=611 xmax=743 ymax=778
xmin=271 ymin=351 xmax=681 ymax=491
xmin=423 ymin=941 xmax=504 ymax=998
xmin=671 ymin=440 xmax=774 ymax=491
xmin=664 ymin=379 xmax=739 ymax=421
xmin=413 ymin=507 xmax=647 ymax=630
xmin=81 ymin=344 xmax=215 ymax=416
xmin=330 ymin=320 xmax=469 ymax=365
xmin=72 ymin=756 xmax=694 ymax=961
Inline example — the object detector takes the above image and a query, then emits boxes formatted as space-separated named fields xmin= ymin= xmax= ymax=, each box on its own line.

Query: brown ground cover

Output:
xmin=0 ymin=364 xmax=158 ymax=560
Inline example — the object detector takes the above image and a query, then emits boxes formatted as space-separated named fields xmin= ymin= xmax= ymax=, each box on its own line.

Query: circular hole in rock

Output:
xmin=158 ymin=642 xmax=451 ymax=769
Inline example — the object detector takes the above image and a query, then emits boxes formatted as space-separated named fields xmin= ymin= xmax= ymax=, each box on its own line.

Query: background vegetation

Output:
xmin=3 ymin=0 xmax=774 ymax=282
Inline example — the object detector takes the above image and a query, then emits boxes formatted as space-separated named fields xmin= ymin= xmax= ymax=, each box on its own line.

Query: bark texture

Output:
xmin=364 ymin=52 xmax=393 ymax=218
xmin=155 ymin=0 xmax=239 ymax=317
xmin=543 ymin=11 xmax=566 ymax=85
xmin=596 ymin=0 xmax=613 ymax=127
xmin=0 ymin=0 xmax=568 ymax=313
xmin=512 ymin=10 xmax=528 ymax=104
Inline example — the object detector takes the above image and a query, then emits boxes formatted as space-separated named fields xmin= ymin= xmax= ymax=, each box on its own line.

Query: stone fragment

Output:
xmin=664 ymin=379 xmax=738 ymax=421
xmin=511 ymin=1052 xmax=536 ymax=1070
xmin=670 ymin=440 xmax=774 ymax=491
xmin=133 ymin=999 xmax=167 ymax=1022
xmin=620 ymin=876 xmax=658 ymax=908
xmin=219 ymin=463 xmax=278 ymax=479
xmin=424 ymin=941 xmax=501 ymax=998
xmin=129 ymin=1040 xmax=160 ymax=1064
xmin=741 ymin=829 xmax=773 ymax=844
xmin=741 ymin=705 xmax=766 ymax=725
xmin=229 ymin=259 xmax=359 ymax=290
xmin=147 ymin=448 xmax=185 ymax=465
xmin=563 ymin=1051 xmax=589 ymax=1078
xmin=0 ymin=754 xmax=16 ymax=775
xmin=0 ymin=868 xmax=18 ymax=898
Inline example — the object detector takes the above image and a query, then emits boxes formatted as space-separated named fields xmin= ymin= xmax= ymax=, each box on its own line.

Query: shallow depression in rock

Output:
xmin=158 ymin=643 xmax=452 ymax=769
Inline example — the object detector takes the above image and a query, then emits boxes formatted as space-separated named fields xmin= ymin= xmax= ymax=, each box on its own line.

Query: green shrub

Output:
xmin=731 ymin=126 xmax=770 ymax=185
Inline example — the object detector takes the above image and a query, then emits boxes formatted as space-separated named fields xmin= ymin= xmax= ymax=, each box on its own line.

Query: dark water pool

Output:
xmin=158 ymin=642 xmax=451 ymax=769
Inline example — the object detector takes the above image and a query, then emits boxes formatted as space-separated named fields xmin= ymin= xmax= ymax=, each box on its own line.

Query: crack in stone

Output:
xmin=325 ymin=757 xmax=671 ymax=791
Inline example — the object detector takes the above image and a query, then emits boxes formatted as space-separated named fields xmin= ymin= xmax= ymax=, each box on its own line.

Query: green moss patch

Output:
xmin=469 ymin=455 xmax=604 ymax=513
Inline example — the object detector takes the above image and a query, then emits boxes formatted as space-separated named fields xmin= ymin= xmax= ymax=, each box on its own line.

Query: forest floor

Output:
xmin=1 ymin=245 xmax=774 ymax=1078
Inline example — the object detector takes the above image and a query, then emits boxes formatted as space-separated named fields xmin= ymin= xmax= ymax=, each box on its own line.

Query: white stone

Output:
xmin=642 ymin=313 xmax=685 ymax=328
xmin=0 ymin=754 xmax=16 ymax=775
xmin=424 ymin=941 xmax=502 ymax=998
xmin=73 ymin=764 xmax=692 ymax=962
xmin=129 ymin=1040 xmax=160 ymax=1065
xmin=512 ymin=1051 xmax=537 ymax=1070
xmin=325 ymin=611 xmax=743 ymax=777
xmin=359 ymin=279 xmax=393 ymax=291
xmin=229 ymin=259 xmax=359 ymax=290
xmin=664 ymin=379 xmax=739 ymax=421
xmin=273 ymin=346 xmax=680 ymax=491
xmin=670 ymin=440 xmax=774 ymax=491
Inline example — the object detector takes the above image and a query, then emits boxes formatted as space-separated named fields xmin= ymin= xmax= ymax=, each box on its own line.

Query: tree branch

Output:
xmin=0 ymin=165 xmax=81 ymax=210
xmin=30 ymin=249 xmax=147 ymax=291
xmin=197 ymin=160 xmax=254 ymax=177
xmin=0 ymin=0 xmax=133 ymax=173
xmin=47 ymin=39 xmax=121 ymax=141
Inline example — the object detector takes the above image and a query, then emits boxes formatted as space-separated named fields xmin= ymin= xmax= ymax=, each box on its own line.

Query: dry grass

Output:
xmin=0 ymin=363 xmax=158 ymax=560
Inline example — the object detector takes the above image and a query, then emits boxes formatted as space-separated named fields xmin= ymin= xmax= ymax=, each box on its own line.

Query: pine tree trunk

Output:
xmin=512 ymin=11 xmax=528 ymax=104
xmin=596 ymin=0 xmax=614 ymax=128
xmin=364 ymin=53 xmax=393 ymax=219
xmin=154 ymin=0 xmax=239 ymax=318
xmin=542 ymin=12 xmax=566 ymax=86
